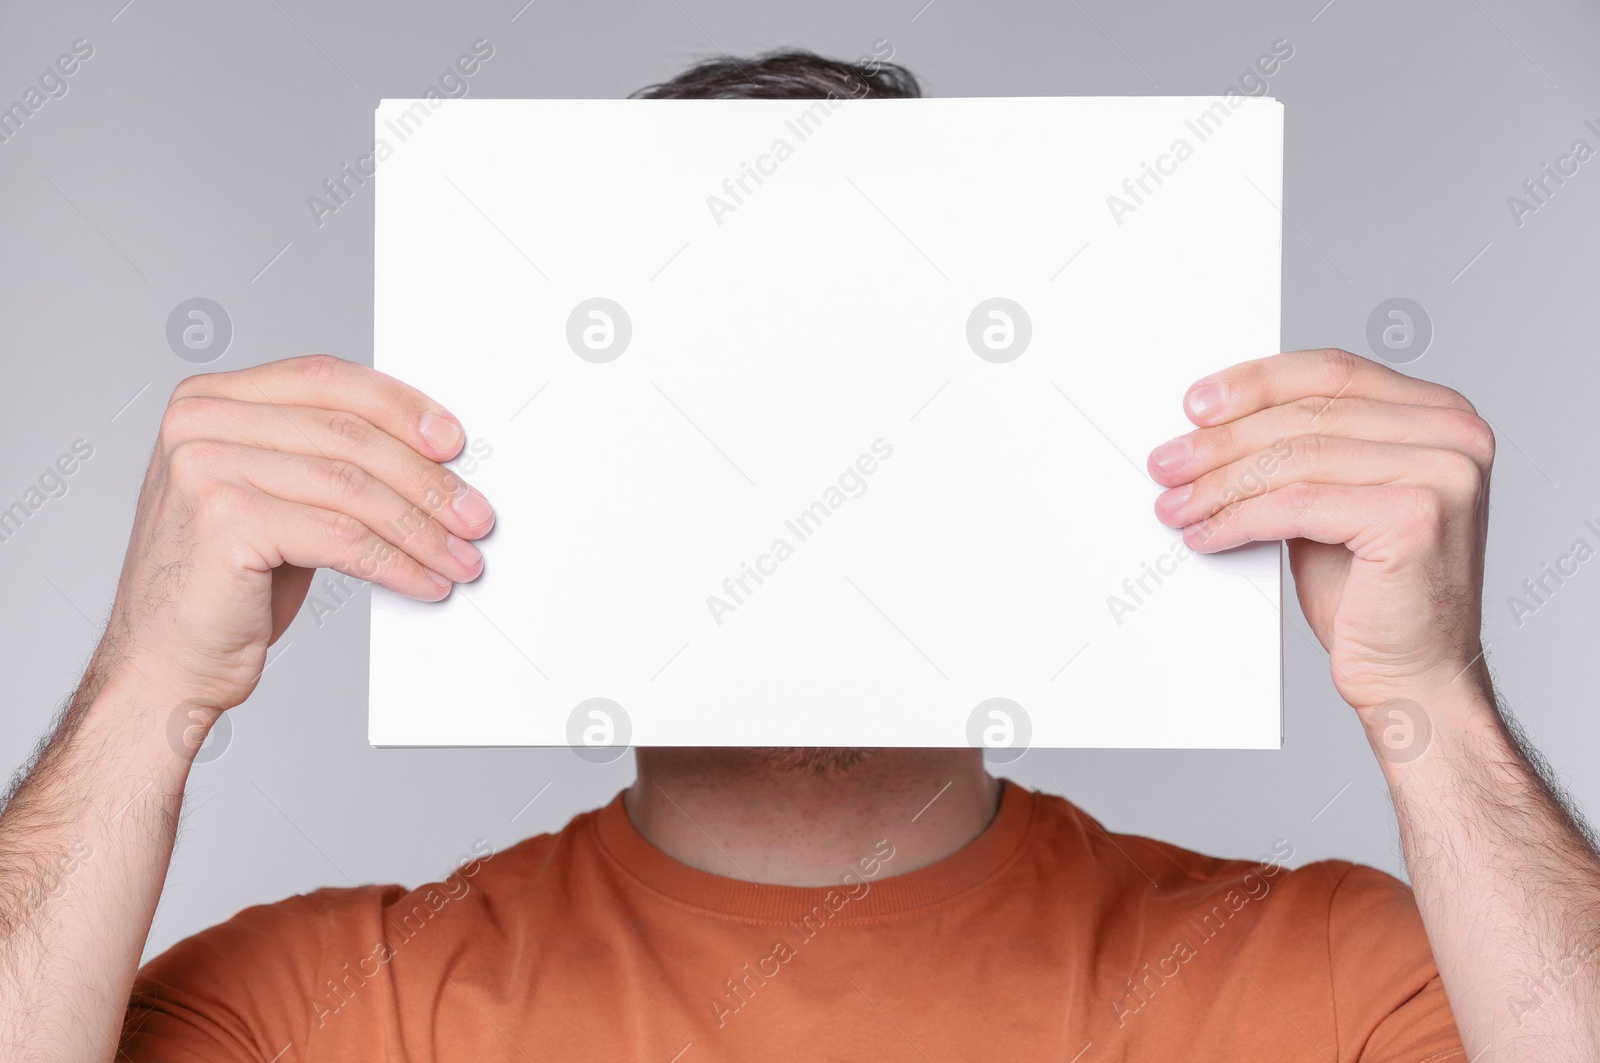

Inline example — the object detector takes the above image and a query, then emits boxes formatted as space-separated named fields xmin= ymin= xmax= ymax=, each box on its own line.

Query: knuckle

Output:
xmin=330 ymin=512 xmax=370 ymax=549
xmin=432 ymin=469 xmax=467 ymax=512
xmin=1454 ymin=411 xmax=1495 ymax=464
xmin=169 ymin=373 xmax=213 ymax=404
xmin=1293 ymin=394 xmax=1330 ymax=425
xmin=1200 ymin=421 xmax=1234 ymax=463
xmin=349 ymin=542 xmax=385 ymax=581
xmin=1437 ymin=448 xmax=1483 ymax=496
xmin=159 ymin=395 xmax=211 ymax=446
xmin=1205 ymin=492 xmax=1241 ymax=530
xmin=1319 ymin=347 xmax=1365 ymax=384
xmin=299 ymin=353 xmax=345 ymax=387
xmin=166 ymin=439 xmax=225 ymax=490
xmin=327 ymin=411 xmax=372 ymax=447
xmin=1282 ymin=480 xmax=1317 ymax=517
xmin=1436 ymin=384 xmax=1478 ymax=417
xmin=1284 ymin=433 xmax=1325 ymax=472
xmin=353 ymin=534 xmax=402 ymax=582
xmin=326 ymin=460 xmax=370 ymax=502
xmin=1400 ymin=486 xmax=1446 ymax=530
xmin=191 ymin=482 xmax=250 ymax=534
xmin=1231 ymin=359 xmax=1265 ymax=394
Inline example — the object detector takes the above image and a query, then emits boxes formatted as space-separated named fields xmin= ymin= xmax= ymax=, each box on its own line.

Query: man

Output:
xmin=2 ymin=50 xmax=1597 ymax=1063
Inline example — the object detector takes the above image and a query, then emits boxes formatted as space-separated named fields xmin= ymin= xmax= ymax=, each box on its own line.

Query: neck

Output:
xmin=624 ymin=748 xmax=1003 ymax=886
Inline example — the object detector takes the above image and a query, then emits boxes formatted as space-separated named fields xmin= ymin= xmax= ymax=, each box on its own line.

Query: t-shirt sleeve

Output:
xmin=1324 ymin=862 xmax=1467 ymax=1062
xmin=119 ymin=886 xmax=384 ymax=1063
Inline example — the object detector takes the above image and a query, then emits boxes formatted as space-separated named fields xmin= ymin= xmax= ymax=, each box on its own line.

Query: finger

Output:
xmin=171 ymin=354 xmax=467 ymax=463
xmin=1181 ymin=349 xmax=1476 ymax=429
xmin=1148 ymin=396 xmax=1495 ymax=486
xmin=1180 ymin=481 xmax=1445 ymax=557
xmin=1154 ymin=434 xmax=1483 ymax=529
xmin=195 ymin=483 xmax=452 ymax=601
xmin=159 ymin=395 xmax=494 ymax=539
xmin=169 ymin=441 xmax=483 ymax=583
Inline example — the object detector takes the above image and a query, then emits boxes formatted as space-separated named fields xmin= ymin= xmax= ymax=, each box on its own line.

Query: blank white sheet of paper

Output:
xmin=370 ymin=95 xmax=1284 ymax=751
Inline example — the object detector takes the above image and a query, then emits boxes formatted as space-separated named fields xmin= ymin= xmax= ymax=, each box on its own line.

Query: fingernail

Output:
xmin=1149 ymin=437 xmax=1192 ymax=475
xmin=423 ymin=567 xmax=452 ymax=598
xmin=420 ymin=411 xmax=463 ymax=454
xmin=1186 ymin=383 xmax=1227 ymax=421
xmin=446 ymin=534 xmax=482 ymax=570
xmin=453 ymin=487 xmax=494 ymax=529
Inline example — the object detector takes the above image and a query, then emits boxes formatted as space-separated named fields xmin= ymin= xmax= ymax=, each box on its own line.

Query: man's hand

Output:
xmin=1146 ymin=348 xmax=1600 ymax=1062
xmin=96 ymin=353 xmax=493 ymax=713
xmin=0 ymin=354 xmax=495 ymax=1062
xmin=1145 ymin=346 xmax=1493 ymax=716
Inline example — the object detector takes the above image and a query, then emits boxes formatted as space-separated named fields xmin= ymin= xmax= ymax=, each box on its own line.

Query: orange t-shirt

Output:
xmin=122 ymin=782 xmax=1465 ymax=1061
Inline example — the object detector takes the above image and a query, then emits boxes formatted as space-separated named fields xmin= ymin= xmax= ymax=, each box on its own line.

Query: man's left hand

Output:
xmin=1146 ymin=347 xmax=1494 ymax=718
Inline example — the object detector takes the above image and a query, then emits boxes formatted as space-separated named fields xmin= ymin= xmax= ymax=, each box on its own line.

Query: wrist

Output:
xmin=77 ymin=662 xmax=222 ymax=777
xmin=1358 ymin=680 xmax=1510 ymax=786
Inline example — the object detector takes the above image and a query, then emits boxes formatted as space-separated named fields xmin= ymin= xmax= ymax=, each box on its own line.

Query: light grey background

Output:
xmin=1 ymin=0 xmax=1595 ymax=964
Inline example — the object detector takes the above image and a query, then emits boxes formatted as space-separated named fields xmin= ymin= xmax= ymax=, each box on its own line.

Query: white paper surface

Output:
xmin=371 ymin=96 xmax=1283 ymax=750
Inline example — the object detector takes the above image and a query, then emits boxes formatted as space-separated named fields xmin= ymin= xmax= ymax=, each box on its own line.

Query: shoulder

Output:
xmin=139 ymin=883 xmax=396 ymax=978
xmin=1024 ymin=787 xmax=1422 ymax=932
xmin=125 ymin=815 xmax=595 ymax=1055
xmin=138 ymin=811 xmax=591 ymax=982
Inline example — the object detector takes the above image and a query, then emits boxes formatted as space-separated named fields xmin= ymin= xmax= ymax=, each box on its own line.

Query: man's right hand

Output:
xmin=0 ymin=353 xmax=491 ymax=1061
xmin=97 ymin=353 xmax=493 ymax=714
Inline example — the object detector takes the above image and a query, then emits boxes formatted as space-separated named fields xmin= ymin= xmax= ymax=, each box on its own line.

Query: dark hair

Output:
xmin=629 ymin=48 xmax=921 ymax=101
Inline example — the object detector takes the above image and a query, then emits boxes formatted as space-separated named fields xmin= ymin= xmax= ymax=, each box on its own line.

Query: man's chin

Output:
xmin=750 ymin=748 xmax=884 ymax=776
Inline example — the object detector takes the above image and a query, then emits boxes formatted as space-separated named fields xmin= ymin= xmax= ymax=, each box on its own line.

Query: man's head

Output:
xmin=630 ymin=48 xmax=921 ymax=102
xmin=629 ymin=48 xmax=923 ymax=778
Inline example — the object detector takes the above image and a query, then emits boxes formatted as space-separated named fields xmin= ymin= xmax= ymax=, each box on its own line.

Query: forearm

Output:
xmin=0 ymin=662 xmax=200 ymax=1062
xmin=1378 ymin=682 xmax=1600 ymax=1061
